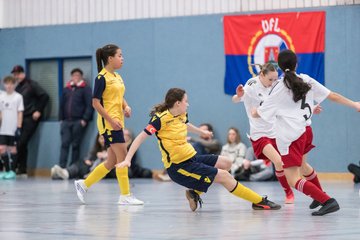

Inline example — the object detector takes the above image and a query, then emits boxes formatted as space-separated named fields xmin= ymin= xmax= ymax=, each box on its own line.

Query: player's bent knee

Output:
xmin=215 ymin=169 xmax=232 ymax=183
xmin=217 ymin=156 xmax=232 ymax=170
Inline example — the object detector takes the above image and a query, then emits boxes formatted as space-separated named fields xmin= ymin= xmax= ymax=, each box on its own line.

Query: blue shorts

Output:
xmin=102 ymin=129 xmax=125 ymax=148
xmin=167 ymin=154 xmax=219 ymax=193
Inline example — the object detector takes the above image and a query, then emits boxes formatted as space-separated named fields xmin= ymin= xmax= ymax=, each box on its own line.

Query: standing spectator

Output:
xmin=12 ymin=65 xmax=49 ymax=175
xmin=59 ymin=68 xmax=93 ymax=168
xmin=188 ymin=123 xmax=221 ymax=155
xmin=0 ymin=76 xmax=24 ymax=179
xmin=220 ymin=127 xmax=247 ymax=175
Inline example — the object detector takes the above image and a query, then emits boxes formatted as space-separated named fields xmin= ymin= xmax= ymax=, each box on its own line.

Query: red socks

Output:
xmin=275 ymin=170 xmax=293 ymax=197
xmin=295 ymin=179 xmax=330 ymax=204
xmin=304 ymin=169 xmax=323 ymax=191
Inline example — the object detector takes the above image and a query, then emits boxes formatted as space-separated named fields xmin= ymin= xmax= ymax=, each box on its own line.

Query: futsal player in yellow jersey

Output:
xmin=117 ymin=88 xmax=281 ymax=211
xmin=75 ymin=44 xmax=143 ymax=205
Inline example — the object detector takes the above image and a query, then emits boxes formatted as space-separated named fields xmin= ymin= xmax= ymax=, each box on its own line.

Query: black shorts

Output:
xmin=102 ymin=129 xmax=125 ymax=148
xmin=0 ymin=135 xmax=16 ymax=146
xmin=167 ymin=154 xmax=219 ymax=193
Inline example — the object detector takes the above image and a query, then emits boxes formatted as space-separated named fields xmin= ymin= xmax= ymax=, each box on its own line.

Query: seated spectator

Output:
xmin=234 ymin=147 xmax=275 ymax=181
xmin=220 ymin=127 xmax=247 ymax=175
xmin=51 ymin=129 xmax=154 ymax=180
xmin=51 ymin=134 xmax=114 ymax=180
xmin=348 ymin=161 xmax=360 ymax=183
xmin=188 ymin=123 xmax=221 ymax=155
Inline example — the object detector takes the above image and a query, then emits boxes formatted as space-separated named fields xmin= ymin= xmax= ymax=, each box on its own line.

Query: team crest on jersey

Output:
xmin=247 ymin=18 xmax=295 ymax=77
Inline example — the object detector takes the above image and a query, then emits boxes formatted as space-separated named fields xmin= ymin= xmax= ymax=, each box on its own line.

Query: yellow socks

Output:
xmin=230 ymin=182 xmax=262 ymax=203
xmin=84 ymin=163 xmax=110 ymax=188
xmin=116 ymin=167 xmax=130 ymax=195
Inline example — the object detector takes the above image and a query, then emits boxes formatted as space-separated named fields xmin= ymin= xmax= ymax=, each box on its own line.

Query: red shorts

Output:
xmin=251 ymin=137 xmax=278 ymax=164
xmin=282 ymin=126 xmax=316 ymax=168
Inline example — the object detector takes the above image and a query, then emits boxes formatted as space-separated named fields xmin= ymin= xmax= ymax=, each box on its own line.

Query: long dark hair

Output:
xmin=278 ymin=50 xmax=311 ymax=102
xmin=150 ymin=88 xmax=186 ymax=116
xmin=95 ymin=44 xmax=120 ymax=72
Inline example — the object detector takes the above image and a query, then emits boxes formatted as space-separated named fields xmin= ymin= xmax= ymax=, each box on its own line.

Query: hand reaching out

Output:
xmin=236 ymin=84 xmax=244 ymax=97
xmin=124 ymin=106 xmax=132 ymax=118
xmin=116 ymin=159 xmax=131 ymax=168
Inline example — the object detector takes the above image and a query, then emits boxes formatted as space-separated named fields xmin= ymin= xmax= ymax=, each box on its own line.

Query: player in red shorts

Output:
xmin=232 ymin=63 xmax=294 ymax=204
xmin=252 ymin=49 xmax=360 ymax=216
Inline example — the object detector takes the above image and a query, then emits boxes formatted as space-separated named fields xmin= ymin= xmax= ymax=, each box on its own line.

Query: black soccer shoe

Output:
xmin=185 ymin=190 xmax=203 ymax=212
xmin=311 ymin=198 xmax=340 ymax=216
xmin=252 ymin=196 xmax=281 ymax=210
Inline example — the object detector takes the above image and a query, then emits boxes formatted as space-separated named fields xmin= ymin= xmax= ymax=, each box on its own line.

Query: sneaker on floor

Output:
xmin=54 ymin=165 xmax=69 ymax=180
xmin=185 ymin=190 xmax=203 ymax=211
xmin=285 ymin=194 xmax=294 ymax=204
xmin=118 ymin=194 xmax=144 ymax=205
xmin=74 ymin=180 xmax=88 ymax=204
xmin=311 ymin=198 xmax=340 ymax=216
xmin=51 ymin=166 xmax=59 ymax=179
xmin=348 ymin=163 xmax=360 ymax=183
xmin=252 ymin=196 xmax=281 ymax=210
xmin=309 ymin=199 xmax=321 ymax=209
xmin=4 ymin=171 xmax=16 ymax=180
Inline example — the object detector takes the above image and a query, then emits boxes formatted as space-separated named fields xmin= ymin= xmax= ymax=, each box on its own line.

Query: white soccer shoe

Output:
xmin=74 ymin=180 xmax=88 ymax=204
xmin=118 ymin=194 xmax=144 ymax=205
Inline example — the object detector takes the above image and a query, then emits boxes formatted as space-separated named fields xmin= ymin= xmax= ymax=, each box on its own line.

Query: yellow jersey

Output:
xmin=144 ymin=110 xmax=196 ymax=168
xmin=93 ymin=68 xmax=125 ymax=134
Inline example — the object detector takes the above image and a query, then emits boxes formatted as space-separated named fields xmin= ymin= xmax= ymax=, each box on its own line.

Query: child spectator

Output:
xmin=0 ymin=76 xmax=24 ymax=180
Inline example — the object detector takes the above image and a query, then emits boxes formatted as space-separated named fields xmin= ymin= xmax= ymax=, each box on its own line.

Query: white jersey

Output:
xmin=0 ymin=91 xmax=24 ymax=136
xmin=241 ymin=76 xmax=277 ymax=140
xmin=257 ymin=73 xmax=330 ymax=155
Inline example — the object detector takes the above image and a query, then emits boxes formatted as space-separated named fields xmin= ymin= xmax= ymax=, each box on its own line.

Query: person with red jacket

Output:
xmin=59 ymin=68 xmax=93 ymax=168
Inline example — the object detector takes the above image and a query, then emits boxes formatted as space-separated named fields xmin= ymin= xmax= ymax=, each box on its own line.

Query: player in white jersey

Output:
xmin=232 ymin=63 xmax=294 ymax=204
xmin=253 ymin=49 xmax=360 ymax=216
xmin=0 ymin=76 xmax=24 ymax=179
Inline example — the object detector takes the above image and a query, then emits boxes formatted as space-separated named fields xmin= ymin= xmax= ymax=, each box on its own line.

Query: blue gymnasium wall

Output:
xmin=0 ymin=5 xmax=359 ymax=172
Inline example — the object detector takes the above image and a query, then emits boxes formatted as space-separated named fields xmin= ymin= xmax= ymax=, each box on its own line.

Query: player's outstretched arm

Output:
xmin=187 ymin=123 xmax=213 ymax=138
xmin=116 ymin=131 xmax=149 ymax=168
xmin=327 ymin=92 xmax=360 ymax=111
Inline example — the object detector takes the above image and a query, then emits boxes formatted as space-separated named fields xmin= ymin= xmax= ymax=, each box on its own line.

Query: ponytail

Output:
xmin=283 ymin=71 xmax=311 ymax=102
xmin=278 ymin=50 xmax=311 ymax=102
xmin=95 ymin=44 xmax=120 ymax=73
xmin=150 ymin=103 xmax=168 ymax=116
xmin=96 ymin=48 xmax=103 ymax=72
xmin=150 ymin=88 xmax=186 ymax=116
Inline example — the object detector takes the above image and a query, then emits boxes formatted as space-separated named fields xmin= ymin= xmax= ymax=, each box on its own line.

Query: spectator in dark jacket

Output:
xmin=12 ymin=65 xmax=49 ymax=175
xmin=58 ymin=68 xmax=93 ymax=168
xmin=188 ymin=123 xmax=221 ymax=155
